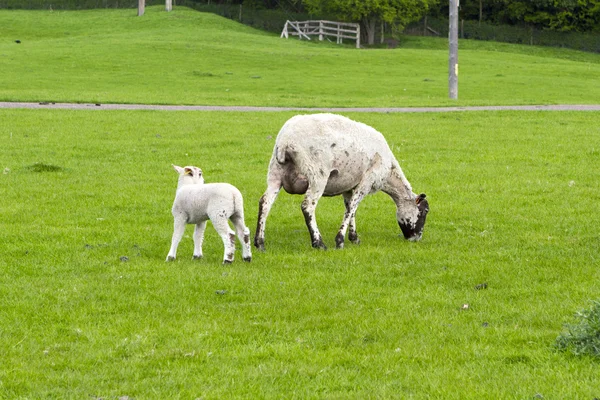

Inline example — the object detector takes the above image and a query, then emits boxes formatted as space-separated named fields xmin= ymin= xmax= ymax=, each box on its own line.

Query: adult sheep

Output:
xmin=254 ymin=113 xmax=429 ymax=251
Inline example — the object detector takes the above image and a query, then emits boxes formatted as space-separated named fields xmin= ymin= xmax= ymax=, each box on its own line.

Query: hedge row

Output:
xmin=407 ymin=17 xmax=600 ymax=53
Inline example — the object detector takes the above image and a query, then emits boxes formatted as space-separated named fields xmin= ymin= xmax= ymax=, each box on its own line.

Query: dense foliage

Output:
xmin=432 ymin=0 xmax=600 ymax=32
xmin=556 ymin=301 xmax=600 ymax=358
xmin=302 ymin=0 xmax=438 ymax=44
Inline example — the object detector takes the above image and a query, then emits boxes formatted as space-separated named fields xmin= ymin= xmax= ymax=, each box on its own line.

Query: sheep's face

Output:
xmin=173 ymin=164 xmax=204 ymax=186
xmin=398 ymin=193 xmax=429 ymax=241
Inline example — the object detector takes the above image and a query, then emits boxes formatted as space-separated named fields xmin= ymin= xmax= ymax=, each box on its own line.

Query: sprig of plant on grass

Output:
xmin=556 ymin=300 xmax=600 ymax=358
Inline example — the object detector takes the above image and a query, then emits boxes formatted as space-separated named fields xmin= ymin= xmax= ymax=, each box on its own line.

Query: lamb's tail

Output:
xmin=232 ymin=187 xmax=245 ymax=218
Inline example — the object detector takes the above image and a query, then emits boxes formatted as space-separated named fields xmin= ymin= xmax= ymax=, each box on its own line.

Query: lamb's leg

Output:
xmin=192 ymin=220 xmax=207 ymax=260
xmin=343 ymin=192 xmax=360 ymax=245
xmin=213 ymin=217 xmax=236 ymax=264
xmin=231 ymin=214 xmax=252 ymax=262
xmin=301 ymin=182 xmax=327 ymax=250
xmin=166 ymin=216 xmax=186 ymax=261
xmin=254 ymin=165 xmax=283 ymax=251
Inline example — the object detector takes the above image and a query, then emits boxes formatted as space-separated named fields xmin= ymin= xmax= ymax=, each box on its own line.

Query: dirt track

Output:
xmin=1 ymin=102 xmax=600 ymax=112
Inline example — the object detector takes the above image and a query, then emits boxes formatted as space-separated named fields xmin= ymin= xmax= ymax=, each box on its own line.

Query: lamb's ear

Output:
xmin=172 ymin=164 xmax=184 ymax=174
xmin=416 ymin=193 xmax=427 ymax=204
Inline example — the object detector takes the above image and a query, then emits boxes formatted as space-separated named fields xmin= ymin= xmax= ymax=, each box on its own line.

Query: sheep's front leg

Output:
xmin=341 ymin=192 xmax=360 ymax=246
xmin=336 ymin=189 xmax=367 ymax=249
xmin=166 ymin=216 xmax=186 ymax=261
xmin=192 ymin=220 xmax=207 ymax=260
xmin=336 ymin=154 xmax=382 ymax=249
xmin=301 ymin=185 xmax=327 ymax=250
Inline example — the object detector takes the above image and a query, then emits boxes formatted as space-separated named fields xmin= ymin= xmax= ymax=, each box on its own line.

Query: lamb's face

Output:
xmin=173 ymin=164 xmax=204 ymax=186
xmin=182 ymin=166 xmax=204 ymax=185
xmin=398 ymin=193 xmax=429 ymax=241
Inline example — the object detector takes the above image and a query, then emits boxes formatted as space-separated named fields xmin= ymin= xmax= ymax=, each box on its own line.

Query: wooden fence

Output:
xmin=281 ymin=20 xmax=360 ymax=48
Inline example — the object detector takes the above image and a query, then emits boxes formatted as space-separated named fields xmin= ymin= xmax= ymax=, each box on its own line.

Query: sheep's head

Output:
xmin=398 ymin=193 xmax=429 ymax=241
xmin=173 ymin=164 xmax=204 ymax=186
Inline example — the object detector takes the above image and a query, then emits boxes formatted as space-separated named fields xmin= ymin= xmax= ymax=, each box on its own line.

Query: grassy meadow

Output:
xmin=0 ymin=6 xmax=600 ymax=107
xmin=2 ymin=109 xmax=600 ymax=398
xmin=1 ymin=4 xmax=600 ymax=399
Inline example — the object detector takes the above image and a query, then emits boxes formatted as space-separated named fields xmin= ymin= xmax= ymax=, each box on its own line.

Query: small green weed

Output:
xmin=556 ymin=300 xmax=600 ymax=358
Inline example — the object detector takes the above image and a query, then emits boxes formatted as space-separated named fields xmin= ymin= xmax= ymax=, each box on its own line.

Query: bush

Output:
xmin=556 ymin=300 xmax=600 ymax=358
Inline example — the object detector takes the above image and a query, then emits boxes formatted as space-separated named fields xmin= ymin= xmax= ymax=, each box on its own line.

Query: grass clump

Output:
xmin=556 ymin=300 xmax=600 ymax=358
xmin=26 ymin=162 xmax=63 ymax=172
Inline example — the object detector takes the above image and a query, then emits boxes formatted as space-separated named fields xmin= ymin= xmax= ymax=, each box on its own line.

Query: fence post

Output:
xmin=319 ymin=21 xmax=323 ymax=41
xmin=137 ymin=0 xmax=144 ymax=16
xmin=166 ymin=0 xmax=172 ymax=12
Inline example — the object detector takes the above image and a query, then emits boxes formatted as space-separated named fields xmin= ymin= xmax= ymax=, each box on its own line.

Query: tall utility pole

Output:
xmin=449 ymin=0 xmax=459 ymax=99
xmin=138 ymin=0 xmax=145 ymax=16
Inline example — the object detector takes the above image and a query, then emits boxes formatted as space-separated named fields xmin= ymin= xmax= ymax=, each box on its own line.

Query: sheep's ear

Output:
xmin=172 ymin=164 xmax=184 ymax=174
xmin=416 ymin=193 xmax=427 ymax=204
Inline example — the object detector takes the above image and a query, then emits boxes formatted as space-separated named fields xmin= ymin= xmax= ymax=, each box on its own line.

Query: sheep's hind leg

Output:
xmin=166 ymin=216 xmax=186 ymax=261
xmin=192 ymin=220 xmax=207 ymax=260
xmin=213 ymin=217 xmax=236 ymax=264
xmin=255 ymin=168 xmax=283 ymax=251
xmin=231 ymin=214 xmax=252 ymax=262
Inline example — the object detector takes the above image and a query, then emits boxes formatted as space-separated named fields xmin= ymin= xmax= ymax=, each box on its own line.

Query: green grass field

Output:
xmin=2 ymin=109 xmax=599 ymax=398
xmin=1 ymin=4 xmax=600 ymax=399
xmin=1 ymin=6 xmax=599 ymax=107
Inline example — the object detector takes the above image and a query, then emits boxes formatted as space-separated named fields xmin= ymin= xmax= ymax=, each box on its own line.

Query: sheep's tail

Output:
xmin=275 ymin=144 xmax=288 ymax=164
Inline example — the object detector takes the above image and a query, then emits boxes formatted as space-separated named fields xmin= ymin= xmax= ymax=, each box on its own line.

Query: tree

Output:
xmin=303 ymin=0 xmax=439 ymax=45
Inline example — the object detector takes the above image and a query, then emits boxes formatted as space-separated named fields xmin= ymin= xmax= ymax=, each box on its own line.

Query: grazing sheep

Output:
xmin=254 ymin=113 xmax=429 ymax=251
xmin=167 ymin=165 xmax=252 ymax=263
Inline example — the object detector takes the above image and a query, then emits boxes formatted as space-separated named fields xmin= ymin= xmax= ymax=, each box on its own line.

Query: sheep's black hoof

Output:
xmin=193 ymin=255 xmax=203 ymax=260
xmin=223 ymin=259 xmax=233 ymax=265
xmin=349 ymin=232 xmax=360 ymax=244
xmin=335 ymin=233 xmax=345 ymax=249
xmin=243 ymin=256 xmax=252 ymax=262
xmin=166 ymin=256 xmax=175 ymax=262
xmin=312 ymin=240 xmax=327 ymax=250
xmin=254 ymin=238 xmax=266 ymax=252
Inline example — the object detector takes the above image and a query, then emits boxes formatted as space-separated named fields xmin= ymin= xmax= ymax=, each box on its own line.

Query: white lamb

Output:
xmin=255 ymin=113 xmax=429 ymax=251
xmin=166 ymin=165 xmax=252 ymax=263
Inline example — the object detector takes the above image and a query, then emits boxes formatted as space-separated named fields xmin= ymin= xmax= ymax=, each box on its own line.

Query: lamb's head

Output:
xmin=173 ymin=165 xmax=204 ymax=187
xmin=398 ymin=193 xmax=429 ymax=241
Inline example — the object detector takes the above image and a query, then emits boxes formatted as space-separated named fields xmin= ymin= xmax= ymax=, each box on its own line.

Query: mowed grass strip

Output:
xmin=1 ymin=109 xmax=599 ymax=398
xmin=0 ymin=6 xmax=599 ymax=107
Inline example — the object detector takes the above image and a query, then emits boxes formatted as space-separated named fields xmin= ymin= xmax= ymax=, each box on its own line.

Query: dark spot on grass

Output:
xmin=26 ymin=163 xmax=62 ymax=173
xmin=193 ymin=71 xmax=215 ymax=77
xmin=503 ymin=355 xmax=531 ymax=364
